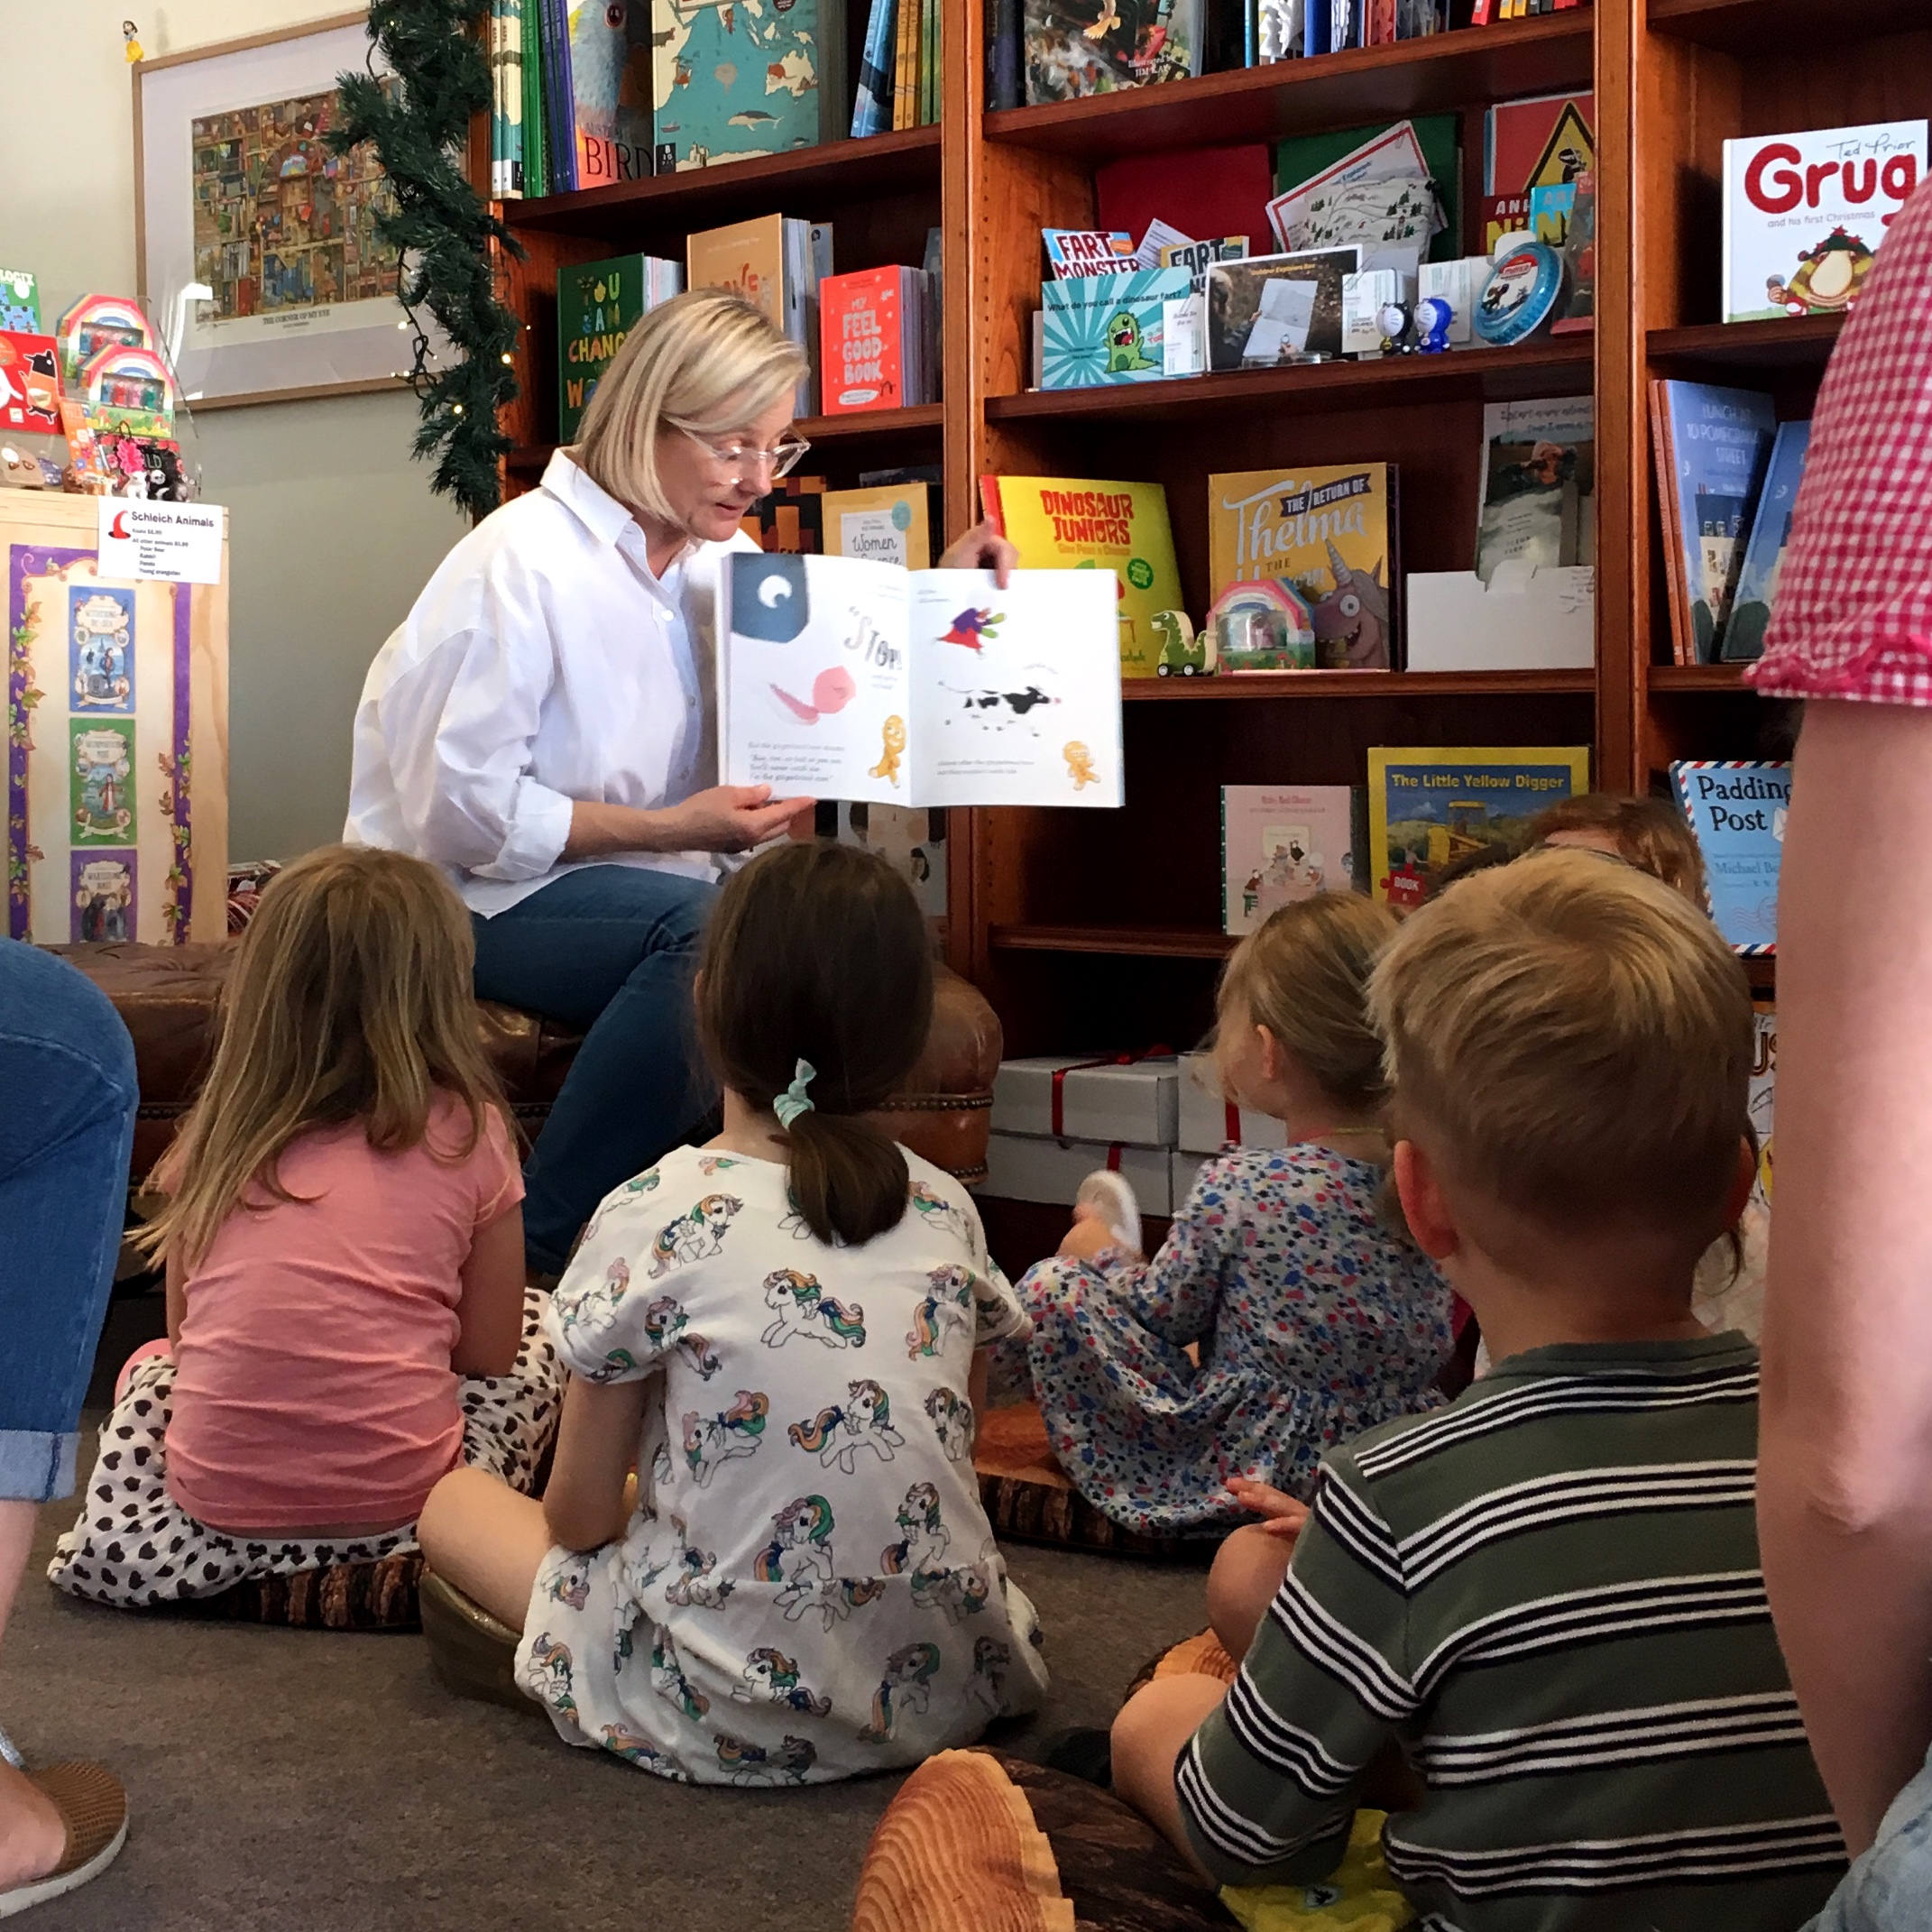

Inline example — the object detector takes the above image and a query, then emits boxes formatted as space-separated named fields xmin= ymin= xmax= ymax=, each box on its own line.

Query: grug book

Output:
xmin=1670 ymin=760 xmax=1789 ymax=954
xmin=1221 ymin=785 xmax=1366 ymax=934
xmin=980 ymin=474 xmax=1182 ymax=680
xmin=720 ymin=555 xmax=1123 ymax=807
xmin=1723 ymin=120 xmax=1927 ymax=322
xmin=1366 ymin=745 xmax=1589 ymax=909
xmin=1721 ymin=419 xmax=1810 ymax=664
xmin=1207 ymin=465 xmax=1396 ymax=668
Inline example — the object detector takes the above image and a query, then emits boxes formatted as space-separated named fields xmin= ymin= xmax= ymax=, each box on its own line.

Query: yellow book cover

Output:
xmin=822 ymin=483 xmax=933 ymax=570
xmin=685 ymin=216 xmax=787 ymax=327
xmin=1367 ymin=744 xmax=1590 ymax=909
xmin=1209 ymin=465 xmax=1396 ymax=669
xmin=981 ymin=474 xmax=1182 ymax=679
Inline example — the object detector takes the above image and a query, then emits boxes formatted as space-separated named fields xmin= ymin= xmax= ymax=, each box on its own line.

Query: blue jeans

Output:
xmin=0 ymin=940 xmax=138 ymax=1502
xmin=472 ymin=865 xmax=716 ymax=1274
xmin=1808 ymin=1743 xmax=1932 ymax=1931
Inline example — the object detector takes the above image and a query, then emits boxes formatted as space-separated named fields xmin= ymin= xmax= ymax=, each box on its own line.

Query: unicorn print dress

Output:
xmin=514 ymin=1143 xmax=1051 ymax=1785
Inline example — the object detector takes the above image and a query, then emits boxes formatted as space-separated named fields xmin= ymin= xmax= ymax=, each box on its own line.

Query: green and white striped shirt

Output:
xmin=1178 ymin=1336 xmax=1846 ymax=1932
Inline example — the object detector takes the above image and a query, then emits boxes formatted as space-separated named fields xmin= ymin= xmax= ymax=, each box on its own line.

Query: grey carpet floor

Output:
xmin=5 ymin=1486 xmax=1209 ymax=1931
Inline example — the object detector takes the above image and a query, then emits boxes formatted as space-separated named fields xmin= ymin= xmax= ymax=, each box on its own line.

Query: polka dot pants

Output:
xmin=47 ymin=1290 xmax=563 ymax=1609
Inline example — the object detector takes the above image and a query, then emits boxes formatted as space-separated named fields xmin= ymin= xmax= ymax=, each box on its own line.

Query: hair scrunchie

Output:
xmin=774 ymin=1058 xmax=816 ymax=1128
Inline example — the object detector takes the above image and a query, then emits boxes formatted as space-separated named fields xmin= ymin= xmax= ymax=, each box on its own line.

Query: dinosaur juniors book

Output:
xmin=718 ymin=554 xmax=1123 ymax=807
xmin=1367 ymin=745 xmax=1589 ymax=909
xmin=980 ymin=474 xmax=1182 ymax=680
xmin=1208 ymin=465 xmax=1398 ymax=669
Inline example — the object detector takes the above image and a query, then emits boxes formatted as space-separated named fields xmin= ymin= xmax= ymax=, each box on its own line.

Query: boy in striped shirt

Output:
xmin=1111 ymin=849 xmax=1845 ymax=1931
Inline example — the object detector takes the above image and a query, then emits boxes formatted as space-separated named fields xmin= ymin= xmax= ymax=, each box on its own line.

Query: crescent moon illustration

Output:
xmin=757 ymin=573 xmax=793 ymax=610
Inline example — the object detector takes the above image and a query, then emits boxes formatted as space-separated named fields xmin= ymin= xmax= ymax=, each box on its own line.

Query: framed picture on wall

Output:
xmin=133 ymin=14 xmax=443 ymax=409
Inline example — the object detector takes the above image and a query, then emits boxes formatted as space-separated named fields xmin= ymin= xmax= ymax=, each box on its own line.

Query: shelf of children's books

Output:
xmin=984 ymin=14 xmax=1594 ymax=160
xmin=1648 ymin=317 xmax=1845 ymax=373
xmin=504 ymin=128 xmax=943 ymax=238
xmin=987 ymin=339 xmax=1593 ymax=424
xmin=501 ymin=406 xmax=943 ymax=476
xmin=1125 ymin=668 xmax=1596 ymax=699
xmin=988 ymin=925 xmax=1237 ymax=960
xmin=1649 ymin=663 xmax=1755 ymax=690
xmin=1647 ymin=0 xmax=1927 ymax=57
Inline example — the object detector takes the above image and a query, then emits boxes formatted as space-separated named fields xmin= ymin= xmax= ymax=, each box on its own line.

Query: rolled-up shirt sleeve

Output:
xmin=382 ymin=558 xmax=575 ymax=881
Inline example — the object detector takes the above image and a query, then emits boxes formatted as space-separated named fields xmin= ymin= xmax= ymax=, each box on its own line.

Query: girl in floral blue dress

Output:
xmin=1017 ymin=895 xmax=1453 ymax=1537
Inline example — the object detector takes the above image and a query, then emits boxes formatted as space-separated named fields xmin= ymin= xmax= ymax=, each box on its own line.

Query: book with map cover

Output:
xmin=652 ymin=0 xmax=844 ymax=170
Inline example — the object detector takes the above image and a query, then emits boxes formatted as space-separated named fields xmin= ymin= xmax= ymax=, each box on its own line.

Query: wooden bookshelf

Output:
xmin=478 ymin=0 xmax=1900 ymax=1078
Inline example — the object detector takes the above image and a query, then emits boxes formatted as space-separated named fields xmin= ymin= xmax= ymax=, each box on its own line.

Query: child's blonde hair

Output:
xmin=139 ymin=845 xmax=507 ymax=1268
xmin=1368 ymin=847 xmax=1750 ymax=1256
xmin=1525 ymin=792 xmax=1707 ymax=905
xmin=1216 ymin=893 xmax=1400 ymax=1113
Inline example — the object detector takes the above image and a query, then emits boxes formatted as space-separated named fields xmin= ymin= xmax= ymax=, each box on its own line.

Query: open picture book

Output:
xmin=719 ymin=554 xmax=1124 ymax=807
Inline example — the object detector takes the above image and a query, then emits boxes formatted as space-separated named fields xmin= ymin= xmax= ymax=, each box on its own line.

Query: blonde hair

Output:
xmin=1216 ymin=893 xmax=1400 ymax=1114
xmin=1525 ymin=792 xmax=1707 ymax=904
xmin=573 ymin=288 xmax=806 ymax=524
xmin=138 ymin=845 xmax=508 ymax=1268
xmin=1368 ymin=847 xmax=1751 ymax=1252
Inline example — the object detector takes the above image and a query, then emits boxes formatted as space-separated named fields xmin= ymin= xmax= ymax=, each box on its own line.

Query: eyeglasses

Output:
xmin=680 ymin=428 xmax=812 ymax=483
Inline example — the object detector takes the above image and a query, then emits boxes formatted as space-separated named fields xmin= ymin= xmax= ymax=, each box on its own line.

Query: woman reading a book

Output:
xmin=345 ymin=288 xmax=1013 ymax=1277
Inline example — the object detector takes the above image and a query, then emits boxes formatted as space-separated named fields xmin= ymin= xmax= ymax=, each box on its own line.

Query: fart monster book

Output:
xmin=979 ymin=474 xmax=1182 ymax=680
xmin=719 ymin=554 xmax=1123 ymax=807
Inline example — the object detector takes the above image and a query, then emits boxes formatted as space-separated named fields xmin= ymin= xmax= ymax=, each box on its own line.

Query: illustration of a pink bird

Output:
xmin=939 ymin=607 xmax=1003 ymax=650
xmin=770 ymin=665 xmax=858 ymax=724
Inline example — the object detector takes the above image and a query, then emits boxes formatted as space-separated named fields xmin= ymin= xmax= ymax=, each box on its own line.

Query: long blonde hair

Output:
xmin=574 ymin=287 xmax=806 ymax=525
xmin=139 ymin=845 xmax=507 ymax=1268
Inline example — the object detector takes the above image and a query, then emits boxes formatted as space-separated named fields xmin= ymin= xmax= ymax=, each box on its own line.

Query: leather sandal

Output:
xmin=419 ymin=1567 xmax=533 ymax=1713
xmin=0 ymin=1758 xmax=128 ymax=1919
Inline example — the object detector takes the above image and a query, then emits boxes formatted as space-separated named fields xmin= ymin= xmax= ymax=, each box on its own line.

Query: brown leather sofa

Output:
xmin=51 ymin=941 xmax=1000 ymax=1189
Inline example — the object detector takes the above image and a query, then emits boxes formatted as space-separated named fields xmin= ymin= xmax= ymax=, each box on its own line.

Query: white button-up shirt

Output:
xmin=345 ymin=450 xmax=758 ymax=915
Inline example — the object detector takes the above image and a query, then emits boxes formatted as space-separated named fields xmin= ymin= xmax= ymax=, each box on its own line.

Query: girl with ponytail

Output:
xmin=418 ymin=843 xmax=1049 ymax=1784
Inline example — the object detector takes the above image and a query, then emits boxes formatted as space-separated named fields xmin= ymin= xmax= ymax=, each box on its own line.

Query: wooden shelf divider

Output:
xmin=989 ymin=925 xmax=1237 ymax=960
xmin=1649 ymin=664 xmax=1753 ymax=692
xmin=1127 ymin=668 xmax=1596 ymax=701
xmin=1647 ymin=317 xmax=1846 ymax=371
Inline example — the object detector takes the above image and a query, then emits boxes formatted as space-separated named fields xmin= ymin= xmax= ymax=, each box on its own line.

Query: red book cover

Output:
xmin=1095 ymin=146 xmax=1276 ymax=262
xmin=0 ymin=332 xmax=60 ymax=435
xmin=819 ymin=267 xmax=906 ymax=415
xmin=1483 ymin=92 xmax=1596 ymax=253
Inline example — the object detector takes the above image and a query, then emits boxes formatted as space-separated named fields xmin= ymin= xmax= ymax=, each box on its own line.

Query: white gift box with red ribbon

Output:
xmin=989 ymin=1054 xmax=1181 ymax=1147
xmin=1177 ymin=1053 xmax=1289 ymax=1155
xmin=984 ymin=1131 xmax=1174 ymax=1216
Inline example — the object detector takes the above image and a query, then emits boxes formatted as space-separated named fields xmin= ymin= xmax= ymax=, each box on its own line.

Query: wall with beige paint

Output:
xmin=0 ymin=0 xmax=470 ymax=860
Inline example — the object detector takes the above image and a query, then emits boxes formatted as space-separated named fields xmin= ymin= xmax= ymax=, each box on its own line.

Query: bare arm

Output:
xmin=562 ymin=784 xmax=812 ymax=863
xmin=452 ymin=1202 xmax=527 ymax=1377
xmin=1759 ymin=698 xmax=1932 ymax=1852
xmin=544 ymin=1374 xmax=649 ymax=1553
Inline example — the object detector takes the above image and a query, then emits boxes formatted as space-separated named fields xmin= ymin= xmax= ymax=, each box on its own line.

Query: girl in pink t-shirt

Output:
xmin=49 ymin=846 xmax=563 ymax=1609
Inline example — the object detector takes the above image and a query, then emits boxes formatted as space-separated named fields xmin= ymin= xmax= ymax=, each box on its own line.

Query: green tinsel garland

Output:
xmin=330 ymin=0 xmax=523 ymax=520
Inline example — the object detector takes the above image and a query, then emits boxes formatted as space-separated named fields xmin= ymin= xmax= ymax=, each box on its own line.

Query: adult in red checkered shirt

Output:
xmin=1752 ymin=172 xmax=1932 ymax=1905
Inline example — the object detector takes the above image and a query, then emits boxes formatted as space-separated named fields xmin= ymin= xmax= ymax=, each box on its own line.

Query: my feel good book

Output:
xmin=719 ymin=554 xmax=1124 ymax=808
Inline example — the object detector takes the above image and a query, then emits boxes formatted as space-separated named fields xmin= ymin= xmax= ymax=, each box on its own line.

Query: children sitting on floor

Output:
xmin=415 ymin=842 xmax=1049 ymax=1785
xmin=1109 ymin=848 xmax=1845 ymax=1930
xmin=1015 ymin=894 xmax=1454 ymax=1539
xmin=49 ymin=847 xmax=562 ymax=1608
